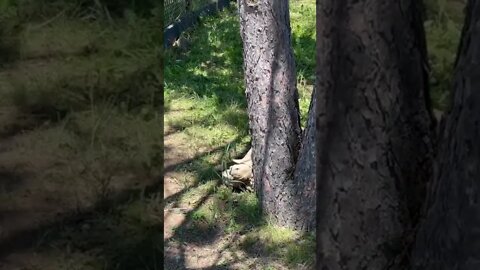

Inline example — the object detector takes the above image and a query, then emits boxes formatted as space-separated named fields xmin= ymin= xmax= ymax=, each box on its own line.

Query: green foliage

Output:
xmin=424 ymin=0 xmax=465 ymax=110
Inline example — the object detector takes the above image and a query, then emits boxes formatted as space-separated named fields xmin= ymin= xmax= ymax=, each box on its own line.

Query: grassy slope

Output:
xmin=0 ymin=3 xmax=162 ymax=270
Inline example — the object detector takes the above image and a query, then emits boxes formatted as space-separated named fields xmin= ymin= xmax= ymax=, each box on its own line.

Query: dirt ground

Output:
xmin=163 ymin=116 xmax=310 ymax=270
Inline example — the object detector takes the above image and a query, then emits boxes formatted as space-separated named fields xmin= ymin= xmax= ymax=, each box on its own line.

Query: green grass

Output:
xmin=240 ymin=224 xmax=315 ymax=267
xmin=164 ymin=10 xmax=247 ymax=132
xmin=0 ymin=2 xmax=163 ymax=270
xmin=164 ymin=0 xmax=315 ymax=131
xmin=164 ymin=2 xmax=316 ymax=267
xmin=425 ymin=0 xmax=466 ymax=111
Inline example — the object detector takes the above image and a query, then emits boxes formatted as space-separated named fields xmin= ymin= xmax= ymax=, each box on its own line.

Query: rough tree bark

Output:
xmin=238 ymin=0 xmax=316 ymax=230
xmin=315 ymin=0 xmax=434 ymax=268
xmin=411 ymin=1 xmax=480 ymax=269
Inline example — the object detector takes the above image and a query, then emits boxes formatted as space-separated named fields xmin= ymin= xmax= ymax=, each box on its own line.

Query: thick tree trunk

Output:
xmin=238 ymin=0 xmax=304 ymax=229
xmin=291 ymin=88 xmax=317 ymax=231
xmin=411 ymin=1 xmax=480 ymax=269
xmin=315 ymin=1 xmax=434 ymax=268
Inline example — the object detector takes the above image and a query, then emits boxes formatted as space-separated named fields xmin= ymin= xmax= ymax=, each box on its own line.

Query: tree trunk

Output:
xmin=291 ymin=87 xmax=318 ymax=231
xmin=411 ymin=1 xmax=480 ymax=269
xmin=238 ymin=0 xmax=305 ymax=229
xmin=315 ymin=1 xmax=434 ymax=268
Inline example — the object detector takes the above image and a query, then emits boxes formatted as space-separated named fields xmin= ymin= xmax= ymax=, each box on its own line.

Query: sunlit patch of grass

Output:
xmin=240 ymin=224 xmax=315 ymax=267
xmin=424 ymin=0 xmax=466 ymax=111
xmin=297 ymin=73 xmax=314 ymax=127
xmin=165 ymin=5 xmax=315 ymax=115
xmin=191 ymin=197 xmax=221 ymax=225
xmin=425 ymin=18 xmax=462 ymax=111
xmin=164 ymin=8 xmax=247 ymax=119
xmin=184 ymin=125 xmax=240 ymax=147
xmin=188 ymin=187 xmax=259 ymax=234
xmin=178 ymin=180 xmax=218 ymax=207
xmin=290 ymin=0 xmax=316 ymax=80
xmin=231 ymin=191 xmax=262 ymax=226
xmin=166 ymin=97 xmax=248 ymax=138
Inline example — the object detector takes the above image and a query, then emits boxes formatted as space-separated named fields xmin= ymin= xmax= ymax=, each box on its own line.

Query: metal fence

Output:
xmin=164 ymin=0 xmax=219 ymax=27
xmin=164 ymin=0 xmax=231 ymax=47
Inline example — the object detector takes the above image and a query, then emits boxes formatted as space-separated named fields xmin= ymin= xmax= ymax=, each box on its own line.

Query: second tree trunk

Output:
xmin=315 ymin=1 xmax=434 ymax=268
